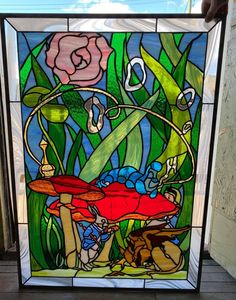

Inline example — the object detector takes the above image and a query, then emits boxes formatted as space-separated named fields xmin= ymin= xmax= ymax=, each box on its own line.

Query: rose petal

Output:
xmin=75 ymin=48 xmax=91 ymax=65
xmin=96 ymin=36 xmax=113 ymax=70
xmin=46 ymin=33 xmax=70 ymax=68
xmin=71 ymin=52 xmax=82 ymax=67
xmin=55 ymin=36 xmax=88 ymax=75
xmin=69 ymin=38 xmax=102 ymax=83
xmin=69 ymin=69 xmax=103 ymax=87
xmin=53 ymin=67 xmax=70 ymax=84
xmin=46 ymin=33 xmax=82 ymax=68
xmin=80 ymin=33 xmax=99 ymax=39
xmin=46 ymin=33 xmax=112 ymax=87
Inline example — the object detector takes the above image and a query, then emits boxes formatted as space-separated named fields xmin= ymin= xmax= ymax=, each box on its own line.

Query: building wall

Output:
xmin=209 ymin=0 xmax=236 ymax=279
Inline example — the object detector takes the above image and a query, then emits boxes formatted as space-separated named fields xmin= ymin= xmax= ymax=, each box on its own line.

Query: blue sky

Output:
xmin=0 ymin=0 xmax=201 ymax=14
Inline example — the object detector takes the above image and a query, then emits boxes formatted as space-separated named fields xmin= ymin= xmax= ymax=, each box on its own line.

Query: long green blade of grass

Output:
xmin=20 ymin=39 xmax=47 ymax=95
xmin=160 ymin=33 xmax=203 ymax=96
xmin=28 ymin=192 xmax=49 ymax=269
xmin=66 ymin=129 xmax=83 ymax=175
xmin=123 ymin=35 xmax=167 ymax=145
xmin=107 ymin=33 xmax=128 ymax=166
xmin=141 ymin=47 xmax=191 ymax=179
xmin=79 ymin=90 xmax=160 ymax=182
xmin=119 ymin=83 xmax=143 ymax=169
xmin=26 ymin=47 xmax=66 ymax=268
xmin=147 ymin=34 xmax=183 ymax=166
xmin=66 ymin=125 xmax=87 ymax=171
xmin=31 ymin=56 xmax=66 ymax=174
xmin=61 ymin=89 xmax=113 ymax=173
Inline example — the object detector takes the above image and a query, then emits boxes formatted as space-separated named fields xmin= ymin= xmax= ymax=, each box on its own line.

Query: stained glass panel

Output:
xmin=0 ymin=15 xmax=225 ymax=290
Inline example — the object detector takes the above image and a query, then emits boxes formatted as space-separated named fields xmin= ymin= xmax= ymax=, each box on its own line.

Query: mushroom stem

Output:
xmin=73 ymin=221 xmax=81 ymax=254
xmin=60 ymin=193 xmax=76 ymax=268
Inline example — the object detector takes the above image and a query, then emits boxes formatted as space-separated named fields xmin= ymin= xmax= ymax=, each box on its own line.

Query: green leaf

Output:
xmin=160 ymin=33 xmax=203 ymax=96
xmin=123 ymin=36 xmax=167 ymax=145
xmin=159 ymin=50 xmax=173 ymax=73
xmin=25 ymin=165 xmax=32 ymax=196
xmin=141 ymin=46 xmax=181 ymax=103
xmin=149 ymin=33 xmax=184 ymax=165
xmin=46 ymin=122 xmax=66 ymax=175
xmin=43 ymin=209 xmax=64 ymax=260
xmin=161 ymin=43 xmax=191 ymax=158
xmin=141 ymin=48 xmax=192 ymax=179
xmin=78 ymin=146 xmax=87 ymax=170
xmin=60 ymin=88 xmax=102 ymax=146
xmin=146 ymin=129 xmax=164 ymax=166
xmin=191 ymin=101 xmax=202 ymax=152
xmin=66 ymin=130 xmax=83 ymax=175
xmin=66 ymin=125 xmax=87 ymax=172
xmin=31 ymin=56 xmax=53 ymax=90
xmin=28 ymin=192 xmax=49 ymax=269
xmin=30 ymin=254 xmax=42 ymax=271
xmin=107 ymin=33 xmax=128 ymax=166
xmin=27 ymin=56 xmax=66 ymax=174
xmin=20 ymin=38 xmax=47 ymax=95
xmin=46 ymin=216 xmax=54 ymax=262
xmin=107 ymin=33 xmax=126 ymax=104
xmin=179 ymin=231 xmax=191 ymax=252
xmin=119 ymin=82 xmax=143 ymax=169
xmin=174 ymin=155 xmax=196 ymax=229
xmin=141 ymin=46 xmax=192 ymax=179
xmin=40 ymin=212 xmax=56 ymax=268
xmin=41 ymin=104 xmax=69 ymax=123
xmin=177 ymin=180 xmax=195 ymax=228
xmin=79 ymin=90 xmax=160 ymax=182
xmin=173 ymin=33 xmax=184 ymax=45
xmin=23 ymin=86 xmax=51 ymax=107
xmin=59 ymin=85 xmax=112 ymax=173
xmin=173 ymin=44 xmax=191 ymax=90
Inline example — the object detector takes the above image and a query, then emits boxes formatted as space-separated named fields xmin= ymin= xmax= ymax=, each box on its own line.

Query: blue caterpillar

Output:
xmin=96 ymin=162 xmax=162 ymax=198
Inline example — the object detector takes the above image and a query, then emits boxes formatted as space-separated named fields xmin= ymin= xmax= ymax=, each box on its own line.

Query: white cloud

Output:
xmin=63 ymin=0 xmax=134 ymax=14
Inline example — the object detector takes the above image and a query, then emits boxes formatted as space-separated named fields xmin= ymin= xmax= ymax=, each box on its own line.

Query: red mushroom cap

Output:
xmin=47 ymin=182 xmax=179 ymax=223
xmin=28 ymin=175 xmax=105 ymax=201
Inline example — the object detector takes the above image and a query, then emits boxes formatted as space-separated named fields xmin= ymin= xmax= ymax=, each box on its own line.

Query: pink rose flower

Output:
xmin=46 ymin=33 xmax=113 ymax=87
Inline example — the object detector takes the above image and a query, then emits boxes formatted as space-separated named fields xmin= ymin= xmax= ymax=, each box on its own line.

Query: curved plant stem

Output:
xmin=23 ymin=82 xmax=63 ymax=166
xmin=106 ymin=104 xmax=195 ymax=186
xmin=37 ymin=110 xmax=65 ymax=174
xmin=24 ymin=86 xmax=119 ymax=166
xmin=46 ymin=82 xmax=62 ymax=99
